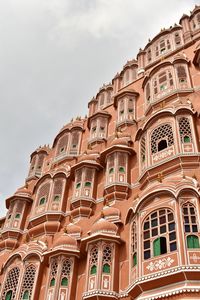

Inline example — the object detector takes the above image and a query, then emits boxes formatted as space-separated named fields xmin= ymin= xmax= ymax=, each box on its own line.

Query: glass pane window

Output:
xmin=143 ymin=208 xmax=177 ymax=260
xmin=182 ymin=202 xmax=198 ymax=234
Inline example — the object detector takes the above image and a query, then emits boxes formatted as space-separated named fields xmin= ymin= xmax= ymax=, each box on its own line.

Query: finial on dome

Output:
xmin=192 ymin=174 xmax=197 ymax=180
xmin=100 ymin=210 xmax=104 ymax=218
xmin=157 ymin=173 xmax=163 ymax=183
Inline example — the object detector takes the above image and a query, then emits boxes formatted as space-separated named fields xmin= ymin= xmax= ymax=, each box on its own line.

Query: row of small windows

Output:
xmin=47 ymin=258 xmax=72 ymax=299
xmin=145 ymin=64 xmax=190 ymax=105
xmin=90 ymin=245 xmax=112 ymax=275
xmin=2 ymin=265 xmax=36 ymax=300
xmin=132 ymin=202 xmax=200 ymax=266
xmin=146 ymin=31 xmax=183 ymax=64
xmin=140 ymin=116 xmax=194 ymax=170
xmin=56 ymin=130 xmax=81 ymax=157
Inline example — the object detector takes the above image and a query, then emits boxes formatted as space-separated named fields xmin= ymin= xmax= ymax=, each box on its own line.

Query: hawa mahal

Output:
xmin=1 ymin=5 xmax=200 ymax=300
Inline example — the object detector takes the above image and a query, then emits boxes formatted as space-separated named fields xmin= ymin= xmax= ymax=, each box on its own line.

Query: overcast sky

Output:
xmin=0 ymin=0 xmax=197 ymax=217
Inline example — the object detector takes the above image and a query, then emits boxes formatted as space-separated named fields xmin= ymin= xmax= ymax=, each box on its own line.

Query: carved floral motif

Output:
xmin=146 ymin=257 xmax=174 ymax=272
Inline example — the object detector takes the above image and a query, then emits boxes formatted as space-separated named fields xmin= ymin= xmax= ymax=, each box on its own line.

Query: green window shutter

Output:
xmin=187 ymin=235 xmax=200 ymax=249
xmin=50 ymin=278 xmax=55 ymax=287
xmin=194 ymin=236 xmax=200 ymax=248
xmin=15 ymin=213 xmax=20 ymax=219
xmin=39 ymin=197 xmax=46 ymax=205
xmin=23 ymin=290 xmax=29 ymax=299
xmin=184 ymin=136 xmax=190 ymax=143
xmin=133 ymin=253 xmax=137 ymax=267
xmin=119 ymin=167 xmax=125 ymax=173
xmin=153 ymin=238 xmax=161 ymax=256
xmin=85 ymin=181 xmax=91 ymax=187
xmin=102 ymin=263 xmax=110 ymax=274
xmin=90 ymin=265 xmax=97 ymax=275
xmin=76 ymin=183 xmax=81 ymax=189
xmin=61 ymin=277 xmax=68 ymax=286
xmin=53 ymin=195 xmax=60 ymax=202
xmin=109 ymin=168 xmax=114 ymax=174
xmin=6 ymin=291 xmax=12 ymax=300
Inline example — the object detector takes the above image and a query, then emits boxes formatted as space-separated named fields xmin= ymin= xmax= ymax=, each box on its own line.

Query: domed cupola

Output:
xmin=65 ymin=223 xmax=82 ymax=239
xmin=53 ymin=233 xmax=78 ymax=252
xmin=103 ymin=205 xmax=121 ymax=223
xmin=90 ymin=218 xmax=118 ymax=236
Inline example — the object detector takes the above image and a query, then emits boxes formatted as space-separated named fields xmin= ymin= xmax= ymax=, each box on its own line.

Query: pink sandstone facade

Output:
xmin=1 ymin=5 xmax=200 ymax=300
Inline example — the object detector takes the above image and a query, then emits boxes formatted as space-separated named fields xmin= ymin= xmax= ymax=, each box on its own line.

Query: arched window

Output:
xmin=36 ymin=153 xmax=45 ymax=172
xmin=151 ymin=124 xmax=174 ymax=154
xmin=22 ymin=290 xmax=29 ymax=300
xmin=20 ymin=265 xmax=36 ymax=300
xmin=102 ymin=245 xmax=112 ymax=274
xmin=2 ymin=267 xmax=20 ymax=300
xmin=146 ymin=82 xmax=151 ymax=103
xmin=28 ymin=155 xmax=37 ymax=176
xmin=178 ymin=117 xmax=192 ymax=144
xmin=69 ymin=131 xmax=80 ymax=155
xmin=48 ymin=259 xmax=58 ymax=288
xmin=89 ymin=246 xmax=98 ymax=275
xmin=5 ymin=291 xmax=12 ymax=300
xmin=140 ymin=135 xmax=146 ymax=170
xmin=99 ymin=93 xmax=105 ymax=108
xmin=107 ymin=152 xmax=128 ymax=184
xmin=131 ymin=222 xmax=137 ymax=267
xmin=174 ymin=32 xmax=182 ymax=46
xmin=60 ymin=259 xmax=72 ymax=288
xmin=56 ymin=133 xmax=69 ymax=156
xmin=37 ymin=182 xmax=50 ymax=207
xmin=91 ymin=119 xmax=97 ymax=139
xmin=107 ymin=154 xmax=115 ymax=183
xmin=176 ymin=65 xmax=187 ymax=83
xmin=182 ymin=202 xmax=199 ymax=249
xmin=50 ymin=278 xmax=55 ymax=287
xmin=147 ymin=48 xmax=152 ymax=63
xmin=51 ymin=179 xmax=63 ymax=204
xmin=143 ymin=208 xmax=177 ymax=260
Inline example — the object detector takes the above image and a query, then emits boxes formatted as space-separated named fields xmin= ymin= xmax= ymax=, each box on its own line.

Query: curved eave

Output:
xmin=30 ymin=149 xmax=48 ymax=160
xmin=113 ymin=89 xmax=139 ymax=107
xmin=189 ymin=6 xmax=200 ymax=21
xmin=81 ymin=233 xmax=122 ymax=252
xmin=179 ymin=14 xmax=189 ymax=23
xmin=143 ymin=25 xmax=182 ymax=51
xmin=88 ymin=98 xmax=97 ymax=107
xmin=32 ymin=171 xmax=68 ymax=194
xmin=133 ymin=182 xmax=200 ymax=215
xmin=87 ymin=110 xmax=111 ymax=129
xmin=135 ymin=106 xmax=196 ymax=141
xmin=6 ymin=194 xmax=33 ymax=209
xmin=70 ymin=160 xmax=103 ymax=178
xmin=53 ymin=125 xmax=85 ymax=148
xmin=99 ymin=144 xmax=135 ymax=165
xmin=96 ymin=85 xmax=113 ymax=99
xmin=44 ymin=247 xmax=80 ymax=258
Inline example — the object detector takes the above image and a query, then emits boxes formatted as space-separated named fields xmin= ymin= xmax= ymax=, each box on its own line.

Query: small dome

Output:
xmin=53 ymin=234 xmax=77 ymax=249
xmin=91 ymin=218 xmax=118 ymax=235
xmin=66 ymin=223 xmax=81 ymax=237
xmin=103 ymin=206 xmax=120 ymax=221
xmin=111 ymin=136 xmax=130 ymax=147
